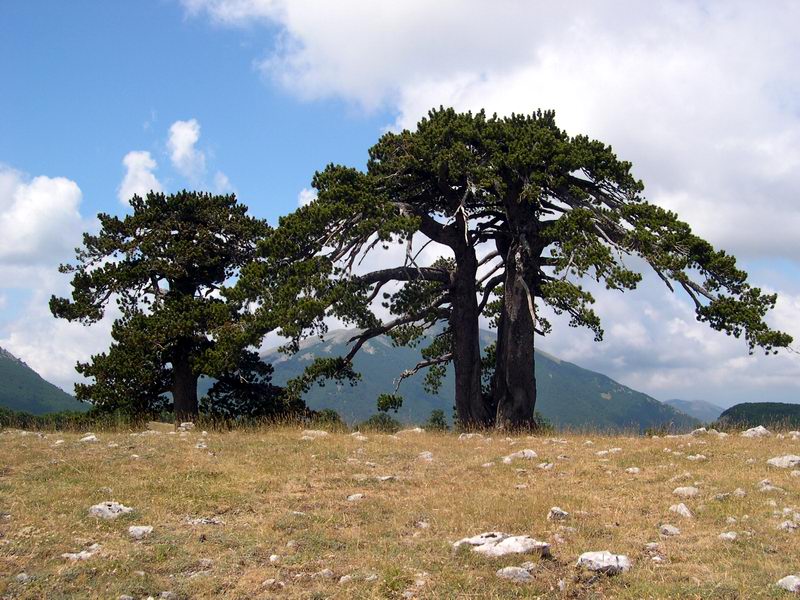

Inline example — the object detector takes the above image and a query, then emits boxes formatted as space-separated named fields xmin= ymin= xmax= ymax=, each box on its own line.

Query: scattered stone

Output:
xmin=453 ymin=532 xmax=551 ymax=557
xmin=314 ymin=568 xmax=335 ymax=579
xmin=660 ymin=524 xmax=681 ymax=536
xmin=719 ymin=531 xmax=737 ymax=542
xmin=482 ymin=462 xmax=495 ymax=468
xmin=185 ymin=516 xmax=224 ymax=525
xmin=538 ymin=462 xmax=554 ymax=470
xmin=691 ymin=428 xmax=707 ymax=436
xmin=179 ymin=422 xmax=195 ymax=431
xmin=347 ymin=493 xmax=365 ymax=502
xmin=119 ymin=596 xmax=134 ymax=600
xmin=195 ymin=441 xmax=207 ymax=449
xmin=669 ymin=503 xmax=693 ymax=519
xmin=673 ymin=486 xmax=700 ymax=498
xmin=397 ymin=427 xmax=425 ymax=435
xmin=741 ymin=426 xmax=771 ymax=438
xmin=79 ymin=433 xmax=98 ymax=443
xmin=159 ymin=592 xmax=176 ymax=599
xmin=778 ymin=521 xmax=799 ymax=532
xmin=301 ymin=429 xmax=329 ymax=439
xmin=726 ymin=516 xmax=737 ymax=524
xmin=768 ymin=456 xmax=800 ymax=469
xmin=687 ymin=454 xmax=707 ymax=461
xmin=339 ymin=574 xmax=354 ymax=584
xmin=595 ymin=450 xmax=609 ymax=457
xmin=262 ymin=579 xmax=285 ymax=590
xmin=733 ymin=488 xmax=747 ymax=497
xmin=584 ymin=440 xmax=594 ymax=446
xmin=547 ymin=507 xmax=569 ymax=521
xmin=89 ymin=501 xmax=133 ymax=519
xmin=376 ymin=475 xmax=396 ymax=482
xmin=418 ymin=451 xmax=433 ymax=462
xmin=269 ymin=554 xmax=280 ymax=563
xmin=575 ymin=551 xmax=631 ymax=574
xmin=670 ymin=471 xmax=692 ymax=482
xmin=52 ymin=439 xmax=65 ymax=446
xmin=496 ymin=566 xmax=534 ymax=583
xmin=15 ymin=573 xmax=31 ymax=584
xmin=625 ymin=467 xmax=641 ymax=474
xmin=62 ymin=543 xmax=101 ymax=561
xmin=502 ymin=449 xmax=537 ymax=464
xmin=459 ymin=433 xmax=483 ymax=440
xmin=128 ymin=525 xmax=153 ymax=540
xmin=777 ymin=575 xmax=800 ymax=593
xmin=759 ymin=479 xmax=785 ymax=493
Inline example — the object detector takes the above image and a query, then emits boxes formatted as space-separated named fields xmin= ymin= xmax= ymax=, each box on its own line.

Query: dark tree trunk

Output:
xmin=494 ymin=240 xmax=538 ymax=429
xmin=450 ymin=247 xmax=492 ymax=428
xmin=172 ymin=340 xmax=198 ymax=422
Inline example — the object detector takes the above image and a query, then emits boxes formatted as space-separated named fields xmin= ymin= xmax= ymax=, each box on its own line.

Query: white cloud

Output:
xmin=118 ymin=151 xmax=163 ymax=204
xmin=0 ymin=165 xmax=91 ymax=269
xmin=167 ymin=118 xmax=207 ymax=181
xmin=297 ymin=187 xmax=316 ymax=207
xmin=213 ymin=170 xmax=235 ymax=194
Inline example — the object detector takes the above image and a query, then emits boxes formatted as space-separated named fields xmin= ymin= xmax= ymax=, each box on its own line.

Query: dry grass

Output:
xmin=1 ymin=424 xmax=799 ymax=599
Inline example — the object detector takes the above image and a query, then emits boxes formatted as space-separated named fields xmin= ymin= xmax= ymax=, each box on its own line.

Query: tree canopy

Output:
xmin=237 ymin=108 xmax=792 ymax=429
xmin=50 ymin=191 xmax=279 ymax=420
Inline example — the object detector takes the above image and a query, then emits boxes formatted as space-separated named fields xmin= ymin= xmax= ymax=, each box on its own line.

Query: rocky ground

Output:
xmin=2 ymin=423 xmax=800 ymax=598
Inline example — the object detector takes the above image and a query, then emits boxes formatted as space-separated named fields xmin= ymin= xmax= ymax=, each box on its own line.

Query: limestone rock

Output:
xmin=62 ymin=543 xmax=101 ymax=560
xmin=741 ymin=426 xmax=771 ymax=438
xmin=547 ymin=507 xmax=569 ymax=521
xmin=777 ymin=575 xmax=800 ymax=593
xmin=669 ymin=503 xmax=693 ymax=519
xmin=496 ymin=566 xmax=534 ymax=583
xmin=576 ymin=551 xmax=631 ymax=574
xmin=719 ymin=531 xmax=737 ymax=541
xmin=128 ymin=525 xmax=153 ymax=540
xmin=768 ymin=455 xmax=800 ymax=469
xmin=660 ymin=524 xmax=680 ymax=536
xmin=502 ymin=449 xmax=537 ymax=464
xmin=89 ymin=501 xmax=133 ymax=519
xmin=625 ymin=467 xmax=641 ymax=474
xmin=453 ymin=532 xmax=551 ymax=557
xmin=79 ymin=433 xmax=98 ymax=443
xmin=347 ymin=493 xmax=365 ymax=502
xmin=673 ymin=486 xmax=700 ymax=498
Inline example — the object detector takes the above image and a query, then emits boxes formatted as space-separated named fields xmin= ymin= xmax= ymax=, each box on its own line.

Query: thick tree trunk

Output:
xmin=450 ymin=248 xmax=492 ymax=428
xmin=494 ymin=241 xmax=538 ymax=430
xmin=172 ymin=340 xmax=198 ymax=422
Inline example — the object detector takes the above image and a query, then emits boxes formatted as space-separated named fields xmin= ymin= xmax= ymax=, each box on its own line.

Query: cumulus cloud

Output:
xmin=297 ymin=187 xmax=316 ymax=207
xmin=0 ymin=165 xmax=91 ymax=270
xmin=167 ymin=118 xmax=207 ymax=181
xmin=213 ymin=170 xmax=235 ymax=193
xmin=118 ymin=151 xmax=163 ymax=204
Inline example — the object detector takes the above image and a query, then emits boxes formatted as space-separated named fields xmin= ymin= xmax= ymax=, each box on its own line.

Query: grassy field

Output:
xmin=2 ymin=424 xmax=800 ymax=599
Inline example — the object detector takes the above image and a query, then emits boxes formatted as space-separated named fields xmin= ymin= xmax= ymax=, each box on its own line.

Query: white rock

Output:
xmin=269 ymin=554 xmax=280 ymax=563
xmin=79 ymin=434 xmax=98 ymax=443
xmin=741 ymin=426 xmax=771 ymax=438
xmin=15 ymin=573 xmax=31 ymax=584
xmin=179 ymin=422 xmax=195 ymax=431
xmin=453 ymin=532 xmax=550 ymax=557
xmin=185 ymin=516 xmax=224 ymax=525
xmin=547 ymin=507 xmax=569 ymax=521
xmin=778 ymin=521 xmax=800 ymax=532
xmin=496 ymin=566 xmax=534 ymax=583
xmin=339 ymin=574 xmax=354 ymax=584
xmin=669 ymin=503 xmax=693 ymax=519
xmin=89 ymin=501 xmax=133 ymax=519
xmin=777 ymin=575 xmax=800 ymax=593
xmin=733 ymin=487 xmax=747 ymax=497
xmin=377 ymin=475 xmax=396 ymax=482
xmin=595 ymin=450 xmax=609 ymax=457
xmin=768 ymin=455 xmax=800 ymax=469
xmin=347 ymin=493 xmax=365 ymax=502
xmin=482 ymin=462 xmax=495 ymax=468
xmin=62 ymin=543 xmax=100 ymax=561
xmin=673 ymin=486 xmax=700 ymax=498
xmin=576 ymin=551 xmax=631 ymax=574
xmin=418 ymin=451 xmax=433 ymax=462
xmin=759 ymin=479 xmax=785 ymax=493
xmin=625 ymin=467 xmax=640 ymax=474
xmin=687 ymin=454 xmax=707 ymax=461
xmin=459 ymin=433 xmax=483 ymax=440
xmin=718 ymin=531 xmax=737 ymax=541
xmin=128 ymin=525 xmax=153 ymax=540
xmin=584 ymin=440 xmax=594 ymax=446
xmin=52 ymin=440 xmax=65 ymax=446
xmin=691 ymin=428 xmax=707 ymax=436
xmin=397 ymin=427 xmax=425 ymax=434
xmin=301 ymin=429 xmax=329 ymax=438
xmin=262 ymin=578 xmax=285 ymax=590
xmin=502 ymin=449 xmax=537 ymax=464
xmin=195 ymin=441 xmax=207 ymax=449
xmin=660 ymin=524 xmax=680 ymax=536
xmin=538 ymin=462 xmax=554 ymax=470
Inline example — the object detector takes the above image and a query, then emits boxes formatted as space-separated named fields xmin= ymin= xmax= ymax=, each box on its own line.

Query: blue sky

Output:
xmin=1 ymin=1 xmax=799 ymax=408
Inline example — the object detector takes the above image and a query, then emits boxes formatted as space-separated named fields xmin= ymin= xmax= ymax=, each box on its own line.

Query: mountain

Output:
xmin=253 ymin=329 xmax=698 ymax=432
xmin=716 ymin=402 xmax=800 ymax=429
xmin=664 ymin=399 xmax=724 ymax=423
xmin=0 ymin=346 xmax=89 ymax=415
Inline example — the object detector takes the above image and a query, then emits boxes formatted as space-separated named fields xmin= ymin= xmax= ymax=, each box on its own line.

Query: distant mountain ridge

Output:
xmin=0 ymin=346 xmax=88 ymax=414
xmin=256 ymin=329 xmax=699 ymax=432
xmin=664 ymin=399 xmax=724 ymax=423
xmin=716 ymin=402 xmax=800 ymax=429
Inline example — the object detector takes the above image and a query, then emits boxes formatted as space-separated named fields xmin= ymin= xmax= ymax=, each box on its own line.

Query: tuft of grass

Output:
xmin=2 ymin=425 xmax=800 ymax=598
